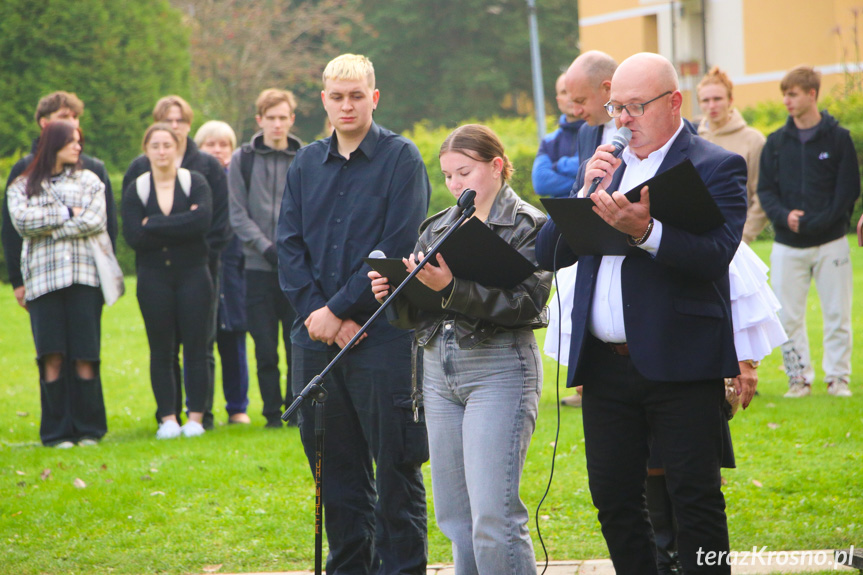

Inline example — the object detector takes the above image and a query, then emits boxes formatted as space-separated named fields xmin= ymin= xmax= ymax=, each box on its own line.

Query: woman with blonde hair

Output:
xmin=194 ymin=120 xmax=252 ymax=424
xmin=370 ymin=124 xmax=551 ymax=575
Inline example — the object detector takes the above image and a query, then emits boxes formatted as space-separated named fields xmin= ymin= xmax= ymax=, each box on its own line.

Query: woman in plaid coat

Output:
xmin=7 ymin=121 xmax=108 ymax=448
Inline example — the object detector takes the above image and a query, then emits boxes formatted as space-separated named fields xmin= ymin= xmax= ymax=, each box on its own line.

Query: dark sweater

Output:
xmin=2 ymin=139 xmax=117 ymax=288
xmin=758 ymin=111 xmax=860 ymax=248
xmin=122 ymin=172 xmax=212 ymax=269
xmin=124 ymin=137 xmax=231 ymax=261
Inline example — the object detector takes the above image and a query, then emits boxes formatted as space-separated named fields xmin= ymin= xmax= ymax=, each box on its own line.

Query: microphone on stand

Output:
xmin=586 ymin=127 xmax=632 ymax=196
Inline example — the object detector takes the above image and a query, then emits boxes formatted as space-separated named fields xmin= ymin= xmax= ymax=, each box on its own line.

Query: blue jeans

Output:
xmin=292 ymin=333 xmax=428 ymax=575
xmin=423 ymin=323 xmax=541 ymax=575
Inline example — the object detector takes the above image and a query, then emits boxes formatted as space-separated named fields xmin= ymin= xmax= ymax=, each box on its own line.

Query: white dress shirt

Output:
xmin=599 ymin=119 xmax=618 ymax=148
xmin=588 ymin=120 xmax=685 ymax=343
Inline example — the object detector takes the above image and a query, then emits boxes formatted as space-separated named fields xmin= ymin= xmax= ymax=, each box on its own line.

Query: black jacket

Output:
xmin=757 ymin=111 xmax=860 ymax=248
xmin=2 ymin=139 xmax=117 ymax=288
xmin=391 ymin=184 xmax=551 ymax=348
xmin=124 ymin=137 xmax=231 ymax=261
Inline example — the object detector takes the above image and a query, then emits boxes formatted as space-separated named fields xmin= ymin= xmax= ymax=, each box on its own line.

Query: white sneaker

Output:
xmin=156 ymin=420 xmax=182 ymax=439
xmin=78 ymin=438 xmax=99 ymax=446
xmin=181 ymin=421 xmax=206 ymax=438
xmin=784 ymin=381 xmax=811 ymax=398
xmin=827 ymin=379 xmax=852 ymax=397
xmin=53 ymin=441 xmax=75 ymax=449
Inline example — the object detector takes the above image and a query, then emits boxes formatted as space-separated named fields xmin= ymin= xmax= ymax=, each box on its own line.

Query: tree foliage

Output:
xmin=0 ymin=0 xmax=189 ymax=171
xmin=170 ymin=0 xmax=365 ymax=142
xmin=352 ymin=0 xmax=580 ymax=134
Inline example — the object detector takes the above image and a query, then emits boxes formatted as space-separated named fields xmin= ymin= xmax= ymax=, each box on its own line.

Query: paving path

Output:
xmin=216 ymin=549 xmax=859 ymax=575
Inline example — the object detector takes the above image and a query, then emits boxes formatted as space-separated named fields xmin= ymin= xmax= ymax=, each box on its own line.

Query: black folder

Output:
xmin=364 ymin=216 xmax=537 ymax=312
xmin=541 ymin=159 xmax=726 ymax=256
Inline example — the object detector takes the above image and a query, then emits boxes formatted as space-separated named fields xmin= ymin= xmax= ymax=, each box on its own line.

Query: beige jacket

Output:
xmin=698 ymin=108 xmax=768 ymax=243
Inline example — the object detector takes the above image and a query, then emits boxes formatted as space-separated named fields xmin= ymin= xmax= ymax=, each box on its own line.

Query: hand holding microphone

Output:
xmin=367 ymin=250 xmax=391 ymax=303
xmin=585 ymin=127 xmax=632 ymax=196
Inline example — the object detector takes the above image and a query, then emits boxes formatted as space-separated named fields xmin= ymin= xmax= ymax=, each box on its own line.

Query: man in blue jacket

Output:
xmin=537 ymin=53 xmax=747 ymax=575
xmin=532 ymin=73 xmax=585 ymax=197
xmin=757 ymin=66 xmax=860 ymax=398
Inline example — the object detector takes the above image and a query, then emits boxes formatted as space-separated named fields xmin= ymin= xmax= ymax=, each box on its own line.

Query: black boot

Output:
xmin=646 ymin=474 xmax=683 ymax=575
xmin=38 ymin=359 xmax=74 ymax=446
xmin=70 ymin=362 xmax=108 ymax=441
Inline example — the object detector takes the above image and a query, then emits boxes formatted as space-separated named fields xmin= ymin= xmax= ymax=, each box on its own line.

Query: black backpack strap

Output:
xmin=240 ymin=143 xmax=255 ymax=191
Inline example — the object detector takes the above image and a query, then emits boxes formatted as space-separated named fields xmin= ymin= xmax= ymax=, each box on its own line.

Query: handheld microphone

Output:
xmin=368 ymin=249 xmax=399 ymax=321
xmin=586 ymin=127 xmax=632 ymax=196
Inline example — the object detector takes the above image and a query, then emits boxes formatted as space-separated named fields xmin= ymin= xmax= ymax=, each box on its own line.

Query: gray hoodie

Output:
xmin=228 ymin=131 xmax=303 ymax=271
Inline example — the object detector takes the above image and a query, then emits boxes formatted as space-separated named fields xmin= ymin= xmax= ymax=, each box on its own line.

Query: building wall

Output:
xmin=578 ymin=0 xmax=861 ymax=117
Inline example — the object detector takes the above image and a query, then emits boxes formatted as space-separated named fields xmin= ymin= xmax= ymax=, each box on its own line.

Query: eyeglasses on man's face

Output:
xmin=604 ymin=91 xmax=673 ymax=118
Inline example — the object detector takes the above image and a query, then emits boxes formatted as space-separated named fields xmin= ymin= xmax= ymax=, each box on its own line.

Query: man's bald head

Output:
xmin=609 ymin=53 xmax=682 ymax=159
xmin=565 ymin=50 xmax=618 ymax=126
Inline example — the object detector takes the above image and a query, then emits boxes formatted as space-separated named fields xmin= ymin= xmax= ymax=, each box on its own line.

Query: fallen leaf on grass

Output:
xmin=15 ymin=470 xmax=25 ymax=476
xmin=141 ymin=475 xmax=152 ymax=481
xmin=767 ymin=423 xmax=779 ymax=429
xmin=40 ymin=469 xmax=51 ymax=480
xmin=73 ymin=478 xmax=87 ymax=489
xmin=752 ymin=479 xmax=763 ymax=488
xmin=105 ymin=479 xmax=114 ymax=484
xmin=150 ymin=491 xmax=165 ymax=496
xmin=201 ymin=565 xmax=223 ymax=573
xmin=101 ymin=464 xmax=107 ymax=471
xmin=11 ymin=511 xmax=22 ymax=517
xmin=721 ymin=477 xmax=728 ymax=486
xmin=16 ymin=411 xmax=28 ymax=417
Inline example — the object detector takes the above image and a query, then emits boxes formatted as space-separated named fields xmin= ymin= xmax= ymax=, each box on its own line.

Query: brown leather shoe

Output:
xmin=560 ymin=394 xmax=583 ymax=408
xmin=228 ymin=413 xmax=252 ymax=424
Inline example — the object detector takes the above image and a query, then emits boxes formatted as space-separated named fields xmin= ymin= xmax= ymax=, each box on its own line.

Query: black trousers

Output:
xmin=292 ymin=334 xmax=428 ymax=575
xmin=245 ymin=270 xmax=295 ymax=420
xmin=137 ymin=264 xmax=212 ymax=420
xmin=29 ymin=284 xmax=107 ymax=445
xmin=580 ymin=335 xmax=730 ymax=575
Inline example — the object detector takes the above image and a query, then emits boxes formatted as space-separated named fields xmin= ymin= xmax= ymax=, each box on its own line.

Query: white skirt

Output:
xmin=543 ymin=243 xmax=788 ymax=365
xmin=729 ymin=242 xmax=787 ymax=362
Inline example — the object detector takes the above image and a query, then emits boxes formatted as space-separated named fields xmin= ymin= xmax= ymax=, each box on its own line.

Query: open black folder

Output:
xmin=364 ymin=216 xmax=537 ymax=312
xmin=540 ymin=159 xmax=725 ymax=256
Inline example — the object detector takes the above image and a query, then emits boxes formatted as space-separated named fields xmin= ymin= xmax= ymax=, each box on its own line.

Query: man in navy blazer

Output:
xmin=537 ymin=53 xmax=747 ymax=575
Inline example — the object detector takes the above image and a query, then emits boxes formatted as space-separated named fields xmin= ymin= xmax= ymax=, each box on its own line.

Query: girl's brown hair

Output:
xmin=141 ymin=122 xmax=181 ymax=151
xmin=21 ymin=121 xmax=82 ymax=198
xmin=439 ymin=124 xmax=514 ymax=181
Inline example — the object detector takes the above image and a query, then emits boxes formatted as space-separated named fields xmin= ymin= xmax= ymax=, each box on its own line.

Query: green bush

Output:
xmin=405 ymin=116 xmax=546 ymax=217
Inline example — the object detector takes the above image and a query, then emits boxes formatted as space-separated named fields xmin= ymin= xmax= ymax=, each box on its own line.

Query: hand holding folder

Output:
xmin=365 ymin=217 xmax=537 ymax=311
xmin=540 ymin=159 xmax=725 ymax=256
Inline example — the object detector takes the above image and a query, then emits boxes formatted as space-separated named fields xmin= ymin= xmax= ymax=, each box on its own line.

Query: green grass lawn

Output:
xmin=1 ymin=238 xmax=862 ymax=574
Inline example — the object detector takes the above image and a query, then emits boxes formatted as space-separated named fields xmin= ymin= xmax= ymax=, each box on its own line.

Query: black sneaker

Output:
xmin=265 ymin=416 xmax=283 ymax=429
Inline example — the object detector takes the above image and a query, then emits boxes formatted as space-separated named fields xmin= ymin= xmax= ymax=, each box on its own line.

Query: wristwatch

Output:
xmin=742 ymin=359 xmax=760 ymax=368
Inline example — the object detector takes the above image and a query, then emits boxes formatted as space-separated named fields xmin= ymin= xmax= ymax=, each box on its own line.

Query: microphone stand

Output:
xmin=282 ymin=190 xmax=477 ymax=575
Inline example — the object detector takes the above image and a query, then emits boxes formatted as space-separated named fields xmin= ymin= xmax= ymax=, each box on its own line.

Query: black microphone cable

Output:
xmin=534 ymin=234 xmax=566 ymax=575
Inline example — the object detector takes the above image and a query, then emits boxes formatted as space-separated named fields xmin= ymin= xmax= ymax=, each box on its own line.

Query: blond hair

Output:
xmin=697 ymin=66 xmax=734 ymax=100
xmin=322 ymin=54 xmax=375 ymax=89
xmin=255 ymin=88 xmax=298 ymax=117
xmin=153 ymin=95 xmax=194 ymax=124
xmin=194 ymin=120 xmax=237 ymax=150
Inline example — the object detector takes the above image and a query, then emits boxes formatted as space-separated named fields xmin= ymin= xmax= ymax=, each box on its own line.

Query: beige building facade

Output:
xmin=578 ymin=0 xmax=861 ymax=117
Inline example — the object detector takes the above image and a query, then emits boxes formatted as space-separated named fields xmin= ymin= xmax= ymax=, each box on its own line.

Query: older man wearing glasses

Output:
xmin=537 ymin=53 xmax=747 ymax=575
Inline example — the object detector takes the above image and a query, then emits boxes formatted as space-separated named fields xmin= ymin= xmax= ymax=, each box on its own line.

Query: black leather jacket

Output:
xmin=392 ymin=184 xmax=552 ymax=349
